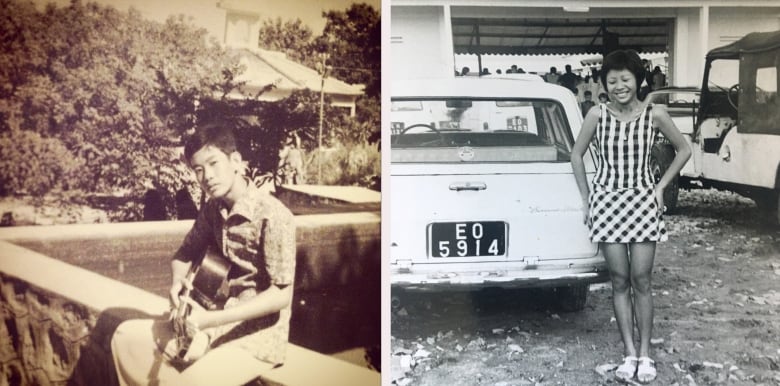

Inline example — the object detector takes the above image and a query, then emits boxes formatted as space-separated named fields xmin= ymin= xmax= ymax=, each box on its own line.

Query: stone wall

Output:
xmin=0 ymin=241 xmax=167 ymax=386
xmin=0 ymin=273 xmax=88 ymax=385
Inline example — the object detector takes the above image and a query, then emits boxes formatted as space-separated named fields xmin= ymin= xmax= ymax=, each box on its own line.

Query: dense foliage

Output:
xmin=0 ymin=0 xmax=380 ymax=221
xmin=0 ymin=130 xmax=82 ymax=196
xmin=320 ymin=3 xmax=381 ymax=99
xmin=255 ymin=3 xmax=381 ymax=185
xmin=257 ymin=18 xmax=316 ymax=68
xmin=0 ymin=0 xmax=242 ymax=200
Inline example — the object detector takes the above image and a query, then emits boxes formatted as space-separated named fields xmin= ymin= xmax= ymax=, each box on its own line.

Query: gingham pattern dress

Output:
xmin=588 ymin=103 xmax=667 ymax=243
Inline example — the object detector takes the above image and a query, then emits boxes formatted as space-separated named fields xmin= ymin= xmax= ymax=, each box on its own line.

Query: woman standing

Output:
xmin=570 ymin=50 xmax=691 ymax=383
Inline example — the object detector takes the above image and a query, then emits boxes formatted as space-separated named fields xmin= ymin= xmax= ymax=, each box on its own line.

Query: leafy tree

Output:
xmin=319 ymin=3 xmax=380 ymax=99
xmin=257 ymin=17 xmax=315 ymax=68
xmin=0 ymin=130 xmax=82 ymax=196
xmin=254 ymin=4 xmax=381 ymax=156
xmin=318 ymin=4 xmax=381 ymax=147
xmin=0 ymin=0 xmax=243 ymax=207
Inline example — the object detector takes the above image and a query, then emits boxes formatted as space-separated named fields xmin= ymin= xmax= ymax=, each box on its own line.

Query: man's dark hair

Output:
xmin=600 ymin=49 xmax=645 ymax=95
xmin=184 ymin=121 xmax=238 ymax=163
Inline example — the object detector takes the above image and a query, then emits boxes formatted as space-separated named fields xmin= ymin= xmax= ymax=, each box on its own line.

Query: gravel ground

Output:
xmin=391 ymin=188 xmax=780 ymax=386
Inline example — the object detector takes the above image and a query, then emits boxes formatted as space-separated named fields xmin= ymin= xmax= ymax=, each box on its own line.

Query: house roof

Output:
xmin=453 ymin=17 xmax=672 ymax=56
xmin=229 ymin=48 xmax=364 ymax=100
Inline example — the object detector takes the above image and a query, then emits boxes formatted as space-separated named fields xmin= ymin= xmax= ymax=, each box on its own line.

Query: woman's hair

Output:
xmin=599 ymin=49 xmax=645 ymax=94
xmin=183 ymin=121 xmax=238 ymax=163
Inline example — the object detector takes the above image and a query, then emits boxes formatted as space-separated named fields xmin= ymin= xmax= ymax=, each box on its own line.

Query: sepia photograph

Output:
xmin=0 ymin=0 xmax=380 ymax=385
xmin=388 ymin=1 xmax=780 ymax=385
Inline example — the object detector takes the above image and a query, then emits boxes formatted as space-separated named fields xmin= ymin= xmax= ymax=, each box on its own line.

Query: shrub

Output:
xmin=302 ymin=142 xmax=380 ymax=188
xmin=0 ymin=130 xmax=83 ymax=196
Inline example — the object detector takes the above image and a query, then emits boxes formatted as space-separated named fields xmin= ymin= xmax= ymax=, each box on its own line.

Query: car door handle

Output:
xmin=449 ymin=182 xmax=487 ymax=191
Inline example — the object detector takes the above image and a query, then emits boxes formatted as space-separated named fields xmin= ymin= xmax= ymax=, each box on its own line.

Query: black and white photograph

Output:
xmin=388 ymin=1 xmax=780 ymax=385
xmin=0 ymin=0 xmax=380 ymax=385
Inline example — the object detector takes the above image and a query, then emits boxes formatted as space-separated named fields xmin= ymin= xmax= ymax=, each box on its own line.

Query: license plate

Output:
xmin=430 ymin=221 xmax=506 ymax=257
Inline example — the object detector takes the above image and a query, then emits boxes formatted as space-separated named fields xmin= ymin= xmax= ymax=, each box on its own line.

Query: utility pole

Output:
xmin=317 ymin=52 xmax=329 ymax=184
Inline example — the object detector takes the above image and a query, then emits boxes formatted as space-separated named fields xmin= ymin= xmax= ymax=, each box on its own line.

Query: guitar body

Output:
xmin=171 ymin=247 xmax=232 ymax=361
xmin=191 ymin=249 xmax=232 ymax=310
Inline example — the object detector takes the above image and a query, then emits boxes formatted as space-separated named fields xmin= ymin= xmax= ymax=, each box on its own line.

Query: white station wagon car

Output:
xmin=390 ymin=77 xmax=608 ymax=311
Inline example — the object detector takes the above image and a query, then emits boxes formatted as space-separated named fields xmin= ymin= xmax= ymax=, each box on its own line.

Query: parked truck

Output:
xmin=651 ymin=30 xmax=780 ymax=225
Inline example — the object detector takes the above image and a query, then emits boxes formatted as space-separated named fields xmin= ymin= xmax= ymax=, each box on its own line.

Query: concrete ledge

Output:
xmin=0 ymin=212 xmax=381 ymax=293
xmin=0 ymin=241 xmax=167 ymax=315
xmin=0 ymin=212 xmax=381 ymax=242
xmin=0 ymin=240 xmax=379 ymax=385
xmin=279 ymin=184 xmax=381 ymax=204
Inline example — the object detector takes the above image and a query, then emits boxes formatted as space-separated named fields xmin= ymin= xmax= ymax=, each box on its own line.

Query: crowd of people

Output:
xmin=454 ymin=58 xmax=668 ymax=117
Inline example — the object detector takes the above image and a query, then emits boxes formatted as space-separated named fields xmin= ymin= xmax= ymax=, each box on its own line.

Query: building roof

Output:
xmin=229 ymin=48 xmax=364 ymax=101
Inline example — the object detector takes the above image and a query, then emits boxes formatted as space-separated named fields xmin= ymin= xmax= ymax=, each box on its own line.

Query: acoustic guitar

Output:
xmin=171 ymin=247 xmax=232 ymax=361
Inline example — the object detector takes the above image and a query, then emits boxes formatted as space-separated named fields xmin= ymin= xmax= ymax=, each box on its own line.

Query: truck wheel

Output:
xmin=555 ymin=284 xmax=589 ymax=312
xmin=650 ymin=144 xmax=679 ymax=214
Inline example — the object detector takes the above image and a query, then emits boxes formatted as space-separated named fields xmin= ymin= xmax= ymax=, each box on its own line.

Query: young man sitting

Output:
xmin=111 ymin=121 xmax=296 ymax=385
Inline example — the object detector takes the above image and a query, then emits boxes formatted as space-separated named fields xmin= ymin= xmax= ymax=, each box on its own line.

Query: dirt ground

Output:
xmin=390 ymin=189 xmax=780 ymax=386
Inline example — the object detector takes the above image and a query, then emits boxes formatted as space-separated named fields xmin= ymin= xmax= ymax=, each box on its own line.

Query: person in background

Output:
xmin=592 ymin=68 xmax=606 ymax=99
xmin=642 ymin=59 xmax=654 ymax=89
xmin=558 ymin=64 xmax=581 ymax=94
xmin=651 ymin=66 xmax=666 ymax=90
xmin=580 ymin=90 xmax=596 ymax=118
xmin=278 ymin=132 xmax=304 ymax=185
xmin=570 ymin=49 xmax=691 ymax=384
xmin=639 ymin=59 xmax=654 ymax=100
xmin=598 ymin=92 xmax=609 ymax=104
xmin=544 ymin=66 xmax=560 ymax=84
xmin=509 ymin=64 xmax=525 ymax=74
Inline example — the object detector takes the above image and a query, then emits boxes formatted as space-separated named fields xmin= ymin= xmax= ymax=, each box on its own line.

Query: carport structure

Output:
xmin=452 ymin=16 xmax=672 ymax=77
xmin=390 ymin=1 xmax=780 ymax=87
xmin=452 ymin=17 xmax=671 ymax=56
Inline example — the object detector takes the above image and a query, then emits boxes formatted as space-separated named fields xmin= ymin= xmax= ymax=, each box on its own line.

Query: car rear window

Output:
xmin=390 ymin=98 xmax=574 ymax=163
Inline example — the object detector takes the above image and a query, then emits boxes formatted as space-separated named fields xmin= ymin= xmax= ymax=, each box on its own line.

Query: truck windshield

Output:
xmin=707 ymin=58 xmax=740 ymax=92
xmin=390 ymin=98 xmax=574 ymax=163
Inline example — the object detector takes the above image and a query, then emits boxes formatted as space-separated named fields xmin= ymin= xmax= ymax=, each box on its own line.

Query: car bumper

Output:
xmin=390 ymin=257 xmax=609 ymax=291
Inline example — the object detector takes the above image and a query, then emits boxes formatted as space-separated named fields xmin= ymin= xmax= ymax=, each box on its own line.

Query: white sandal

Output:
xmin=615 ymin=355 xmax=638 ymax=382
xmin=636 ymin=356 xmax=657 ymax=383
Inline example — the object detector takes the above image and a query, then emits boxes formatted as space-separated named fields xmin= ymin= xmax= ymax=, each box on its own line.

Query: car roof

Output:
xmin=482 ymin=73 xmax=545 ymax=82
xmin=648 ymin=86 xmax=700 ymax=94
xmin=391 ymin=77 xmax=576 ymax=101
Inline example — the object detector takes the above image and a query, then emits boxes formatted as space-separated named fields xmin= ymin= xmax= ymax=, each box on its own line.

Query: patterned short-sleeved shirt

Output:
xmin=173 ymin=182 xmax=296 ymax=365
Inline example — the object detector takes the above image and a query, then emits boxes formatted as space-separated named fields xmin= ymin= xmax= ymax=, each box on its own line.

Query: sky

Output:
xmin=34 ymin=0 xmax=381 ymax=40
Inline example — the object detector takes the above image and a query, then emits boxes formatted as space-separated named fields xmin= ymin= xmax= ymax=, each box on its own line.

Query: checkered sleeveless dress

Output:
xmin=588 ymin=103 xmax=667 ymax=243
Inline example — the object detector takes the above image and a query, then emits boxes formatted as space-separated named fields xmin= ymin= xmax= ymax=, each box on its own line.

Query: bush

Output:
xmin=302 ymin=142 xmax=380 ymax=188
xmin=0 ymin=130 xmax=83 ymax=196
